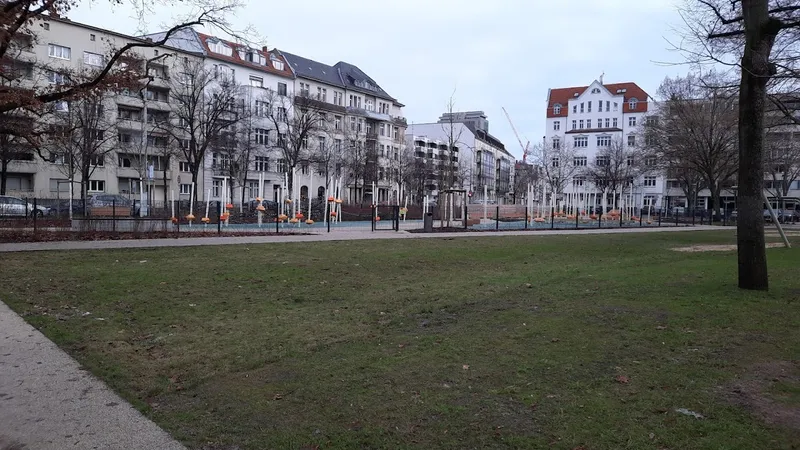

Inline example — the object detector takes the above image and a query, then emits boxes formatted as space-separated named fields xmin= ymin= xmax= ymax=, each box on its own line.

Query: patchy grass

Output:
xmin=3 ymin=230 xmax=800 ymax=449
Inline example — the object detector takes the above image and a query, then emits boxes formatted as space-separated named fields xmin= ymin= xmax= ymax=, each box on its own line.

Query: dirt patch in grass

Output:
xmin=723 ymin=361 xmax=800 ymax=431
xmin=671 ymin=243 xmax=786 ymax=252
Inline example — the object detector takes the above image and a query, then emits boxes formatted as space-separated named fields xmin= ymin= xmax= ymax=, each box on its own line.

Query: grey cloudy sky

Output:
xmin=71 ymin=0 xmax=688 ymax=160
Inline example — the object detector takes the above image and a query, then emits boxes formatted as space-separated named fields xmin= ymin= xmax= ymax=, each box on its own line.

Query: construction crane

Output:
xmin=501 ymin=107 xmax=530 ymax=163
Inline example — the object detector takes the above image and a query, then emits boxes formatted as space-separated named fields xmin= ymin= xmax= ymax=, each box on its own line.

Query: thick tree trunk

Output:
xmin=737 ymin=0 xmax=774 ymax=290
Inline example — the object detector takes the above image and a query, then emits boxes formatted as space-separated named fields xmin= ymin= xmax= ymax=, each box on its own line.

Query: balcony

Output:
xmin=116 ymin=94 xmax=144 ymax=108
xmin=366 ymin=131 xmax=379 ymax=140
xmin=117 ymin=118 xmax=144 ymax=130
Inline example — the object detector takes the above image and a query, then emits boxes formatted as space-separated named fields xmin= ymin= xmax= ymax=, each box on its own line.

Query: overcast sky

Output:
xmin=71 ymin=0 xmax=689 ymax=160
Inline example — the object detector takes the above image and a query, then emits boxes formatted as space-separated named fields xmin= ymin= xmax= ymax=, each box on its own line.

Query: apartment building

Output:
xmin=3 ymin=17 xmax=203 ymax=203
xmin=278 ymin=50 xmax=408 ymax=204
xmin=409 ymin=111 xmax=513 ymax=204
xmin=545 ymin=79 xmax=663 ymax=210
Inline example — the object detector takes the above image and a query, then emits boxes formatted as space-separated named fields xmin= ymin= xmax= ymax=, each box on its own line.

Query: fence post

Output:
xmin=276 ymin=201 xmax=281 ymax=234
xmin=395 ymin=205 xmax=400 ymax=232
xmin=619 ymin=211 xmax=623 ymax=228
xmin=692 ymin=210 xmax=696 ymax=226
xmin=525 ymin=206 xmax=528 ymax=230
xmin=551 ymin=207 xmax=555 ymax=230
xmin=659 ymin=208 xmax=663 ymax=226
xmin=496 ymin=205 xmax=500 ymax=230
xmin=464 ymin=205 xmax=468 ymax=230
xmin=639 ymin=212 xmax=643 ymax=227
xmin=371 ymin=205 xmax=375 ymax=232
xmin=217 ymin=201 xmax=222 ymax=235
xmin=598 ymin=212 xmax=602 ymax=229
xmin=33 ymin=197 xmax=38 ymax=233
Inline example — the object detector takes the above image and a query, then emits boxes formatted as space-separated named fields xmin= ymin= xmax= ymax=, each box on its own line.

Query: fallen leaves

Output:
xmin=615 ymin=375 xmax=630 ymax=384
xmin=462 ymin=364 xmax=470 ymax=370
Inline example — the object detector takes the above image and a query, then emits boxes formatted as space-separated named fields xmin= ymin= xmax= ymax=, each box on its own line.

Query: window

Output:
xmin=254 ymin=156 xmax=269 ymax=172
xmin=180 ymin=184 xmax=192 ymax=195
xmin=179 ymin=161 xmax=190 ymax=172
xmin=627 ymin=135 xmax=636 ymax=147
xmin=90 ymin=155 xmax=104 ymax=166
xmin=605 ymin=118 xmax=610 ymax=128
xmin=612 ymin=118 xmax=618 ymax=127
xmin=393 ymin=126 xmax=399 ymax=139
xmin=591 ymin=88 xmax=600 ymax=94
xmin=574 ymin=156 xmax=587 ymax=167
xmin=551 ymin=157 xmax=559 ymax=168
xmin=90 ymin=33 xmax=96 ymax=41
xmin=212 ymin=179 xmax=222 ymax=197
xmin=87 ymin=180 xmax=105 ymax=192
xmin=271 ymin=57 xmax=284 ymax=71
xmin=587 ymin=119 xmax=592 ymax=128
xmin=318 ymin=136 xmax=326 ymax=150
xmin=644 ymin=176 xmax=657 ymax=187
xmin=626 ymin=156 xmax=635 ymax=166
xmin=357 ymin=119 xmax=363 ymax=133
xmin=645 ymin=157 xmax=657 ymax=166
xmin=145 ymin=89 xmax=169 ymax=102
xmin=571 ymin=120 xmax=576 ymax=130
xmin=54 ymin=101 xmax=69 ymax=112
xmin=248 ymin=181 xmax=259 ymax=198
xmin=574 ymin=136 xmax=588 ymax=148
xmin=119 ymin=155 xmax=132 ymax=169
xmin=215 ymin=64 xmax=233 ymax=81
xmin=277 ymin=82 xmax=287 ymax=96
xmin=83 ymin=51 xmax=104 ymax=66
xmin=277 ymin=159 xmax=287 ymax=173
xmin=334 ymin=91 xmax=343 ymax=105
xmin=89 ymin=129 xmax=105 ymax=141
xmin=573 ymin=105 xmax=577 ymax=114
xmin=606 ymin=101 xmax=610 ymax=112
xmin=554 ymin=121 xmax=560 ymax=131
xmin=277 ymin=107 xmax=287 ymax=122
xmin=588 ymin=101 xmax=592 ymax=113
xmin=574 ymin=176 xmax=585 ymax=187
xmin=299 ymin=82 xmax=310 ymax=96
xmin=580 ymin=102 xmax=584 ymax=113
xmin=579 ymin=120 xmax=584 ymax=129
xmin=365 ymin=98 xmax=374 ymax=111
xmin=207 ymin=40 xmax=233 ymax=56
xmin=118 ymin=107 xmax=141 ymax=120
xmin=613 ymin=102 xmax=618 ymax=111
xmin=43 ymin=23 xmax=49 ymax=30
xmin=552 ymin=138 xmax=560 ymax=149
xmin=597 ymin=136 xmax=611 ymax=147
xmin=318 ymin=87 xmax=327 ymax=102
xmin=250 ymin=76 xmax=263 ymax=88
xmin=278 ymin=133 xmax=286 ymax=147
xmin=629 ymin=98 xmax=638 ymax=110
xmin=47 ymin=71 xmax=68 ymax=85
xmin=350 ymin=116 xmax=356 ymax=131
xmin=302 ymin=136 xmax=309 ymax=149
xmin=596 ymin=156 xmax=610 ymax=166
xmin=253 ymin=100 xmax=268 ymax=117
xmin=255 ymin=128 xmax=269 ymax=145
xmin=629 ymin=116 xmax=637 ymax=127
xmin=48 ymin=44 xmax=71 ymax=59
xmin=334 ymin=115 xmax=342 ymax=131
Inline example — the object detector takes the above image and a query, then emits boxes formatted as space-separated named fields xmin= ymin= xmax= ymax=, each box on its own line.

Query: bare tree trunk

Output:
xmin=737 ymin=0 xmax=773 ymax=291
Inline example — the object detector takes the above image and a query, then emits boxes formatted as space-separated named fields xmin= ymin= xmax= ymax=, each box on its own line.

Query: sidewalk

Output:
xmin=0 ymin=225 xmax=719 ymax=252
xmin=0 ymin=302 xmax=185 ymax=450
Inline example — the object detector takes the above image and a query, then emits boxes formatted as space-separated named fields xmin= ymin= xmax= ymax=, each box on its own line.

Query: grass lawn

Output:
xmin=3 ymin=230 xmax=800 ymax=449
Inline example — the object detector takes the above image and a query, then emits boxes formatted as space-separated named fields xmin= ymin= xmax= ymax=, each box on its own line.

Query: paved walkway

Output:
xmin=0 ymin=225 xmax=720 ymax=252
xmin=0 ymin=302 xmax=185 ymax=450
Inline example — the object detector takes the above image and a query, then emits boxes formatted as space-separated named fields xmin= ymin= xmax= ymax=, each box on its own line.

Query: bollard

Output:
xmin=33 ymin=197 xmax=38 ymax=233
xmin=217 ymin=201 xmax=222 ymax=235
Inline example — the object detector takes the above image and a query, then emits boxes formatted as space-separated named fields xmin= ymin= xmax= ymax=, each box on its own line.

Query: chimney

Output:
xmin=262 ymin=46 xmax=269 ymax=53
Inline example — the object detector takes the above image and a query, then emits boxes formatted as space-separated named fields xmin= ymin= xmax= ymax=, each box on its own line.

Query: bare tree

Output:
xmin=583 ymin=138 xmax=642 ymax=209
xmin=512 ymin=161 xmax=540 ymax=205
xmin=679 ymin=0 xmax=800 ymax=290
xmin=439 ymin=93 xmax=464 ymax=192
xmin=0 ymin=112 xmax=35 ymax=194
xmin=764 ymin=129 xmax=800 ymax=210
xmin=642 ymin=74 xmax=739 ymax=219
xmin=310 ymin=129 xmax=340 ymax=197
xmin=264 ymin=90 xmax=328 ymax=203
xmin=166 ymin=60 xmax=247 ymax=189
xmin=43 ymin=93 xmax=117 ymax=200
xmin=0 ymin=0 xmax=250 ymax=118
xmin=530 ymin=137 xmax=579 ymax=206
xmin=217 ymin=91 xmax=265 ymax=206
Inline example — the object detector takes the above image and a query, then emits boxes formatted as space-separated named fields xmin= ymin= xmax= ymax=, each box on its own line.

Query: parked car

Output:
xmin=247 ymin=198 xmax=279 ymax=212
xmin=86 ymin=194 xmax=140 ymax=216
xmin=763 ymin=209 xmax=799 ymax=223
xmin=0 ymin=196 xmax=50 ymax=217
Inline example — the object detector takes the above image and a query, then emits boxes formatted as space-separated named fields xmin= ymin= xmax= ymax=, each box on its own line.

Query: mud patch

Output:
xmin=671 ymin=243 xmax=785 ymax=252
xmin=722 ymin=361 xmax=800 ymax=431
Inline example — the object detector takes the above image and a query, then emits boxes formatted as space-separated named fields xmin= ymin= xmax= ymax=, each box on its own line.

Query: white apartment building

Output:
xmin=278 ymin=50 xmax=408 ymax=204
xmin=3 ymin=17 xmax=203 ymax=203
xmin=409 ymin=111 xmax=514 ymax=204
xmin=545 ymin=80 xmax=664 ymax=210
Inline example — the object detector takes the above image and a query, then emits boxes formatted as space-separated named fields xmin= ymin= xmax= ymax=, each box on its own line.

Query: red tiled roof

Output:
xmin=547 ymin=82 xmax=649 ymax=118
xmin=196 ymin=33 xmax=293 ymax=79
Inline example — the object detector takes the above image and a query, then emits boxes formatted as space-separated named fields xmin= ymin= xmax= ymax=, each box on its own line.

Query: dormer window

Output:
xmin=270 ymin=55 xmax=284 ymax=70
xmin=629 ymin=98 xmax=638 ymax=110
xmin=207 ymin=39 xmax=232 ymax=56
xmin=553 ymin=103 xmax=561 ymax=115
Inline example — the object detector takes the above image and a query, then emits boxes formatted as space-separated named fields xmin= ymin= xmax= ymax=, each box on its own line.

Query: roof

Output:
xmin=279 ymin=50 xmax=399 ymax=103
xmin=547 ymin=82 xmax=649 ymax=118
xmin=463 ymin=122 xmax=507 ymax=152
xmin=196 ymin=33 xmax=293 ymax=79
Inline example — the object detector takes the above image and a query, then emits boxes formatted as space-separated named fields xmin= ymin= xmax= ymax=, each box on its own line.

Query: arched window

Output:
xmin=628 ymin=98 xmax=638 ymax=110
xmin=553 ymin=103 xmax=562 ymax=115
xmin=317 ymin=186 xmax=325 ymax=198
xmin=300 ymin=186 xmax=308 ymax=200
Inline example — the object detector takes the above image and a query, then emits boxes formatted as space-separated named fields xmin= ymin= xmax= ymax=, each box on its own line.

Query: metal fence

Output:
xmin=2 ymin=196 xmax=757 ymax=241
